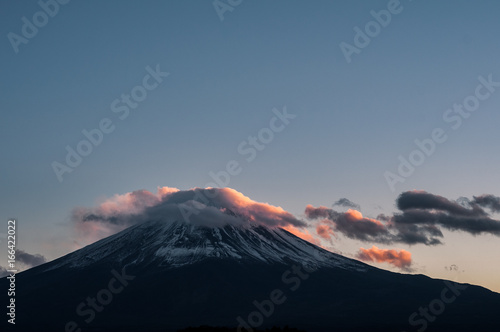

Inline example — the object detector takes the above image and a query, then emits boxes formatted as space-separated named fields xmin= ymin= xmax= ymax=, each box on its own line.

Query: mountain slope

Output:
xmin=42 ymin=219 xmax=365 ymax=272
xmin=2 ymin=219 xmax=500 ymax=332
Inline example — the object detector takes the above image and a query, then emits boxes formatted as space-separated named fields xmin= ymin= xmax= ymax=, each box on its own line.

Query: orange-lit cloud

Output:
xmin=157 ymin=186 xmax=180 ymax=199
xmin=316 ymin=222 xmax=335 ymax=240
xmin=71 ymin=186 xmax=179 ymax=246
xmin=215 ymin=187 xmax=305 ymax=228
xmin=304 ymin=203 xmax=446 ymax=246
xmin=97 ymin=189 xmax=159 ymax=215
xmin=356 ymin=246 xmax=412 ymax=270
xmin=71 ymin=187 xmax=307 ymax=246
xmin=73 ymin=216 xmax=127 ymax=247
xmin=283 ymin=225 xmax=320 ymax=245
xmin=305 ymin=206 xmax=391 ymax=243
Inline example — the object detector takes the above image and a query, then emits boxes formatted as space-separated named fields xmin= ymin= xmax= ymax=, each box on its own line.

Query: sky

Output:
xmin=1 ymin=0 xmax=500 ymax=292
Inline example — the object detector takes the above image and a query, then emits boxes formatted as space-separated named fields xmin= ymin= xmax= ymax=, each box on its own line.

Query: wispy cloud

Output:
xmin=472 ymin=194 xmax=500 ymax=213
xmin=333 ymin=198 xmax=360 ymax=210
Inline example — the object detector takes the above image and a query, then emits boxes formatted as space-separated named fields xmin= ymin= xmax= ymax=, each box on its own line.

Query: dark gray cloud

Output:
xmin=397 ymin=191 xmax=487 ymax=217
xmin=16 ymin=249 xmax=47 ymax=266
xmin=304 ymin=205 xmax=331 ymax=219
xmin=306 ymin=205 xmax=442 ymax=245
xmin=473 ymin=194 xmax=500 ymax=213
xmin=305 ymin=206 xmax=389 ymax=245
xmin=73 ymin=187 xmax=500 ymax=249
xmin=325 ymin=213 xmax=391 ymax=243
xmin=393 ymin=191 xmax=500 ymax=236
xmin=392 ymin=210 xmax=500 ymax=236
xmin=391 ymin=223 xmax=443 ymax=245
xmin=0 ymin=250 xmax=46 ymax=277
xmin=0 ymin=266 xmax=9 ymax=278
xmin=333 ymin=198 xmax=360 ymax=210
xmin=306 ymin=191 xmax=500 ymax=246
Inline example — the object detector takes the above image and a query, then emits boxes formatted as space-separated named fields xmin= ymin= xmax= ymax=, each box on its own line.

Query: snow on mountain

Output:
xmin=44 ymin=218 xmax=367 ymax=272
xmin=43 ymin=187 xmax=371 ymax=274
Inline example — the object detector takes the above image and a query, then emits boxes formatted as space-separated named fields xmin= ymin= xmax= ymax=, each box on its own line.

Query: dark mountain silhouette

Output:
xmin=1 ymin=218 xmax=499 ymax=332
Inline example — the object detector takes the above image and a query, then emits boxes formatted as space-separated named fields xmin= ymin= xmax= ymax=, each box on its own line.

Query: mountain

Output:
xmin=42 ymin=218 xmax=362 ymax=272
xmin=2 ymin=218 xmax=500 ymax=332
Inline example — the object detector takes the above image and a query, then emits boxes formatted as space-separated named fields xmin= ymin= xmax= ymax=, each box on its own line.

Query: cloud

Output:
xmin=397 ymin=191 xmax=487 ymax=217
xmin=307 ymin=208 xmax=391 ymax=243
xmin=356 ymin=246 xmax=412 ymax=271
xmin=72 ymin=188 xmax=500 ymax=251
xmin=390 ymin=223 xmax=443 ymax=245
xmin=306 ymin=191 xmax=500 ymax=246
xmin=305 ymin=204 xmax=330 ymax=219
xmin=473 ymin=194 xmax=500 ymax=213
xmin=316 ymin=223 xmax=335 ymax=240
xmin=0 ymin=266 xmax=8 ymax=278
xmin=0 ymin=249 xmax=47 ymax=277
xmin=16 ymin=249 xmax=46 ymax=266
xmin=306 ymin=206 xmax=401 ymax=244
xmin=283 ymin=225 xmax=320 ymax=245
xmin=72 ymin=187 xmax=307 ymax=246
xmin=333 ymin=198 xmax=360 ymax=210
xmin=393 ymin=191 xmax=500 ymax=236
xmin=391 ymin=209 xmax=500 ymax=236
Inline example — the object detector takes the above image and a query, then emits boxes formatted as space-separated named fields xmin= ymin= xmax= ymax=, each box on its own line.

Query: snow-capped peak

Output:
xmin=44 ymin=219 xmax=366 ymax=272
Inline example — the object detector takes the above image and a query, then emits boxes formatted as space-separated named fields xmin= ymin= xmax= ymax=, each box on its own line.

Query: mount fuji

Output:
xmin=2 ymin=188 xmax=500 ymax=332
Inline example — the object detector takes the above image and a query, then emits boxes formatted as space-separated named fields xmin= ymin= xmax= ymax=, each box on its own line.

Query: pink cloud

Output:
xmin=316 ymin=224 xmax=333 ymax=240
xmin=356 ymin=245 xmax=412 ymax=270
xmin=283 ymin=225 xmax=321 ymax=245
xmin=305 ymin=205 xmax=391 ymax=243
xmin=71 ymin=187 xmax=307 ymax=246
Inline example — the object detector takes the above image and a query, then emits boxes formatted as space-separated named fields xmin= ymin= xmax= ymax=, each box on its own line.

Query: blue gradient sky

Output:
xmin=1 ymin=0 xmax=500 ymax=291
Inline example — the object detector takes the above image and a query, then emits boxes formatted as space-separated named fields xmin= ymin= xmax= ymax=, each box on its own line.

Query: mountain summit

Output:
xmin=2 ymin=188 xmax=500 ymax=332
